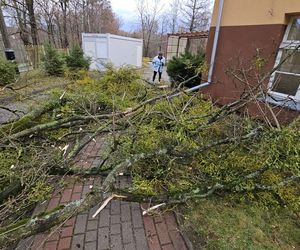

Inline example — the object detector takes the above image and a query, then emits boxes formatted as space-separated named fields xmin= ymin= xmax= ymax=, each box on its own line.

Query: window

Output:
xmin=267 ymin=17 xmax=300 ymax=110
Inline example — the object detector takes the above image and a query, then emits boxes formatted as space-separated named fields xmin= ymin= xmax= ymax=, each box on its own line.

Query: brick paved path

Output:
xmin=16 ymin=138 xmax=188 ymax=250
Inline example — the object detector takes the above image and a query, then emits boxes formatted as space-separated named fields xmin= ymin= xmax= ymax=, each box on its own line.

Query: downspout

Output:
xmin=184 ymin=0 xmax=225 ymax=93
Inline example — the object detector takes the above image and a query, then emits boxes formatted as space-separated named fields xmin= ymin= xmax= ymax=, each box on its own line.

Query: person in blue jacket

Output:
xmin=152 ymin=52 xmax=166 ymax=82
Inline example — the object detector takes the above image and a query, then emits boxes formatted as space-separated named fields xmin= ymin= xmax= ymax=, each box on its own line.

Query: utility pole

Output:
xmin=0 ymin=2 xmax=12 ymax=49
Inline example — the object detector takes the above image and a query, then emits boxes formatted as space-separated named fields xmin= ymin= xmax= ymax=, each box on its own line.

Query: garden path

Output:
xmin=16 ymin=136 xmax=188 ymax=250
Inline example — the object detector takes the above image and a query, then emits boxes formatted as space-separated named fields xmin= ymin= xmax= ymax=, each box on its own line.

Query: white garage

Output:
xmin=82 ymin=33 xmax=143 ymax=70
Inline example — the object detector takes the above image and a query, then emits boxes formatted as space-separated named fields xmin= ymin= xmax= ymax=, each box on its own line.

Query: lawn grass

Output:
xmin=183 ymin=198 xmax=300 ymax=250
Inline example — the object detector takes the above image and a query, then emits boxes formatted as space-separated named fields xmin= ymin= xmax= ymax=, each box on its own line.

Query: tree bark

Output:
xmin=25 ymin=0 xmax=39 ymax=45
xmin=0 ymin=2 xmax=12 ymax=49
xmin=60 ymin=0 xmax=69 ymax=48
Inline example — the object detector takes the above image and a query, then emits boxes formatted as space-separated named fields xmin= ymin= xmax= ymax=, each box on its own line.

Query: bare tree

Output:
xmin=59 ymin=0 xmax=69 ymax=48
xmin=136 ymin=0 xmax=162 ymax=57
xmin=168 ymin=0 xmax=181 ymax=33
xmin=0 ymin=2 xmax=11 ymax=49
xmin=181 ymin=0 xmax=210 ymax=32
xmin=25 ymin=0 xmax=39 ymax=45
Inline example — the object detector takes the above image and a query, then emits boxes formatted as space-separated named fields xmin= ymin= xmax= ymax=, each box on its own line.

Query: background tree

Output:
xmin=1 ymin=0 xmax=120 ymax=48
xmin=181 ymin=0 xmax=211 ymax=32
xmin=0 ymin=2 xmax=11 ymax=49
xmin=25 ymin=0 xmax=39 ymax=45
xmin=168 ymin=0 xmax=181 ymax=33
xmin=59 ymin=0 xmax=69 ymax=48
xmin=136 ymin=0 xmax=162 ymax=57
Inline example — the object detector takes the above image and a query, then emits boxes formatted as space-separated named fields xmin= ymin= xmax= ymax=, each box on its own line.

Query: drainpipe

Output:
xmin=183 ymin=0 xmax=225 ymax=93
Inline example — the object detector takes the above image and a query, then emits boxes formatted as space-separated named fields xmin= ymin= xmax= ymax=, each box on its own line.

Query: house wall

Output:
xmin=205 ymin=0 xmax=300 ymax=124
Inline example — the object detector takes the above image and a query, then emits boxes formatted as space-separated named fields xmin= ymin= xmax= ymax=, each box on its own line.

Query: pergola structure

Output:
xmin=166 ymin=31 xmax=209 ymax=61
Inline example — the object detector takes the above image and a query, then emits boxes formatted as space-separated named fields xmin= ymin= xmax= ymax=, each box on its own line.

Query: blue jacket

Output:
xmin=152 ymin=56 xmax=166 ymax=73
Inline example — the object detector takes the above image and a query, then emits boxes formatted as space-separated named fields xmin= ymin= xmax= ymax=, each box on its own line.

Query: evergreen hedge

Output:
xmin=0 ymin=58 xmax=17 ymax=86
xmin=43 ymin=43 xmax=65 ymax=76
xmin=66 ymin=45 xmax=90 ymax=71
xmin=167 ymin=52 xmax=205 ymax=88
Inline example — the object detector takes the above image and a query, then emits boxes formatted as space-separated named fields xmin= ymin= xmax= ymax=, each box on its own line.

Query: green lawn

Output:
xmin=183 ymin=198 xmax=300 ymax=250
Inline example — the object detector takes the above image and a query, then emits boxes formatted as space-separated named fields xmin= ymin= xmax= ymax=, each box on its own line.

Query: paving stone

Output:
xmin=88 ymin=205 xmax=100 ymax=220
xmin=169 ymin=231 xmax=187 ymax=250
xmin=47 ymin=197 xmax=60 ymax=210
xmin=162 ymin=244 xmax=175 ymax=250
xmin=85 ymin=241 xmax=97 ymax=250
xmin=144 ymin=216 xmax=157 ymax=237
xmin=31 ymin=234 xmax=47 ymax=249
xmin=74 ymin=214 xmax=88 ymax=234
xmin=99 ymin=208 xmax=110 ymax=227
xmin=131 ymin=202 xmax=140 ymax=210
xmin=71 ymin=234 xmax=85 ymax=249
xmin=111 ymin=223 xmax=121 ymax=235
xmin=61 ymin=226 xmax=74 ymax=238
xmin=156 ymin=222 xmax=172 ymax=245
xmin=122 ymin=222 xmax=134 ymax=244
xmin=164 ymin=214 xmax=178 ymax=231
xmin=147 ymin=235 xmax=161 ymax=250
xmin=124 ymin=243 xmax=136 ymax=250
xmin=154 ymin=215 xmax=164 ymax=223
xmin=111 ymin=214 xmax=121 ymax=224
xmin=73 ymin=184 xmax=83 ymax=193
xmin=71 ymin=192 xmax=82 ymax=201
xmin=58 ymin=237 xmax=71 ymax=249
xmin=121 ymin=203 xmax=131 ymax=222
xmin=134 ymin=228 xmax=149 ymax=250
xmin=44 ymin=241 xmax=58 ymax=250
xmin=48 ymin=231 xmax=60 ymax=241
xmin=97 ymin=227 xmax=109 ymax=250
xmin=110 ymin=234 xmax=122 ymax=250
xmin=64 ymin=217 xmax=76 ymax=227
xmin=87 ymin=220 xmax=98 ymax=231
xmin=85 ymin=230 xmax=97 ymax=242
xmin=60 ymin=188 xmax=73 ymax=203
xmin=111 ymin=200 xmax=121 ymax=215
xmin=15 ymin=237 xmax=33 ymax=250
xmin=132 ymin=208 xmax=144 ymax=229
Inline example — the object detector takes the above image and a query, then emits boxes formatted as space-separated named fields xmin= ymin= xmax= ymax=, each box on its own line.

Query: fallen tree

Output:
xmin=0 ymin=66 xmax=299 ymax=248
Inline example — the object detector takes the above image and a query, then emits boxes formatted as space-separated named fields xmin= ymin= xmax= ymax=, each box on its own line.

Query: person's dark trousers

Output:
xmin=152 ymin=71 xmax=162 ymax=82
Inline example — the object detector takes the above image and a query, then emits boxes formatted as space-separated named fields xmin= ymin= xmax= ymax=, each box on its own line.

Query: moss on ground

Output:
xmin=184 ymin=198 xmax=300 ymax=250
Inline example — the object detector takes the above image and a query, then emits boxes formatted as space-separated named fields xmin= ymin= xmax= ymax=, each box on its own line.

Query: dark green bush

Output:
xmin=0 ymin=58 xmax=17 ymax=86
xmin=167 ymin=52 xmax=205 ymax=88
xmin=66 ymin=45 xmax=90 ymax=71
xmin=42 ymin=43 xmax=65 ymax=76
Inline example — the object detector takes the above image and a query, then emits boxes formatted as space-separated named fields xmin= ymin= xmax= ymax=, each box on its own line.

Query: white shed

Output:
xmin=82 ymin=33 xmax=143 ymax=70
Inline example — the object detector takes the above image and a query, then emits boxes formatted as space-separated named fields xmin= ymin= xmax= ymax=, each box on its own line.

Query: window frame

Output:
xmin=267 ymin=16 xmax=300 ymax=110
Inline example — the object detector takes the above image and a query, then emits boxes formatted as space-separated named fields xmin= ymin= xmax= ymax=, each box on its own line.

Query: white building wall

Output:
xmin=82 ymin=33 xmax=143 ymax=70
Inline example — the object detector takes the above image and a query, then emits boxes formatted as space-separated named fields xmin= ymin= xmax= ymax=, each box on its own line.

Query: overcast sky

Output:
xmin=110 ymin=0 xmax=173 ymax=31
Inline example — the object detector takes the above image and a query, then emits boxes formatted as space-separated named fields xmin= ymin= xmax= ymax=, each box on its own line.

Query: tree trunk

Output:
xmin=60 ymin=0 xmax=69 ymax=48
xmin=0 ymin=3 xmax=12 ymax=49
xmin=12 ymin=0 xmax=31 ymax=46
xmin=25 ymin=0 xmax=39 ymax=45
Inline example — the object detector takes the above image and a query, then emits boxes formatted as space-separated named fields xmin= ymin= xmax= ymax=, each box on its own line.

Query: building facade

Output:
xmin=204 ymin=0 xmax=300 ymax=124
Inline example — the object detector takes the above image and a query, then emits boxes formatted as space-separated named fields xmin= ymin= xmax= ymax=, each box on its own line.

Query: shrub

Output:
xmin=167 ymin=52 xmax=205 ymax=88
xmin=0 ymin=58 xmax=17 ymax=86
xmin=66 ymin=45 xmax=90 ymax=71
xmin=42 ymin=43 xmax=65 ymax=76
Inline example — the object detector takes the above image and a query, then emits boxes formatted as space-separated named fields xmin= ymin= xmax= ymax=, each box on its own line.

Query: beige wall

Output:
xmin=211 ymin=0 xmax=300 ymax=27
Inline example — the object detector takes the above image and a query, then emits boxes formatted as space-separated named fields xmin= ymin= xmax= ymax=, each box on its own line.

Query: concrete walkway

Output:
xmin=143 ymin=63 xmax=170 ymax=86
xmin=17 ymin=137 xmax=188 ymax=250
